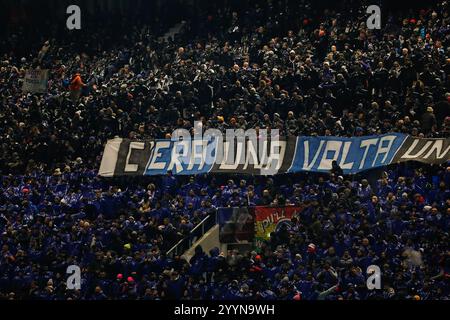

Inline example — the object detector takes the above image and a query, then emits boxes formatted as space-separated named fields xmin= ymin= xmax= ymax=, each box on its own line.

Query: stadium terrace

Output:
xmin=0 ymin=0 xmax=449 ymax=302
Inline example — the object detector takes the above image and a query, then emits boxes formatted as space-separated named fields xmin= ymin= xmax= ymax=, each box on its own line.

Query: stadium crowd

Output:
xmin=1 ymin=167 xmax=449 ymax=300
xmin=0 ymin=0 xmax=449 ymax=300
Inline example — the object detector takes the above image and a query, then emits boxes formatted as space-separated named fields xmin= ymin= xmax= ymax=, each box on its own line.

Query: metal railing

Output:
xmin=166 ymin=210 xmax=217 ymax=258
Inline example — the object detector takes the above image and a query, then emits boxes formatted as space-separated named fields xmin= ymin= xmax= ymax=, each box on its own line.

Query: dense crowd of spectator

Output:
xmin=1 ymin=166 xmax=449 ymax=300
xmin=1 ymin=0 xmax=449 ymax=175
xmin=0 ymin=0 xmax=449 ymax=300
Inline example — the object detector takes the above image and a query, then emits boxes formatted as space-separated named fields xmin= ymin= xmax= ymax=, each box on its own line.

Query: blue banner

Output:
xmin=288 ymin=134 xmax=407 ymax=174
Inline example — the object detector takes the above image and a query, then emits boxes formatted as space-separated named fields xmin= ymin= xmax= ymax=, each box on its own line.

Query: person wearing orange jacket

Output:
xmin=69 ymin=72 xmax=86 ymax=102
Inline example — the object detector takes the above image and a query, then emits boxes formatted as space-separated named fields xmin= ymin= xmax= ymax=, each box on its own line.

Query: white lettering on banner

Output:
xmin=372 ymin=135 xmax=396 ymax=166
xmin=339 ymin=141 xmax=354 ymax=169
xmin=147 ymin=141 xmax=170 ymax=170
xmin=243 ymin=139 xmax=261 ymax=170
xmin=167 ymin=140 xmax=190 ymax=173
xmin=220 ymin=129 xmax=245 ymax=169
xmin=203 ymin=129 xmax=222 ymax=166
xmin=215 ymin=135 xmax=284 ymax=172
xmin=263 ymin=140 xmax=285 ymax=174
xmin=401 ymin=139 xmax=450 ymax=160
xmin=219 ymin=140 xmax=244 ymax=170
xmin=423 ymin=140 xmax=450 ymax=159
xmin=303 ymin=140 xmax=325 ymax=170
xmin=124 ymin=142 xmax=145 ymax=172
xmin=303 ymin=140 xmax=355 ymax=171
xmin=318 ymin=141 xmax=342 ymax=170
xmin=158 ymin=121 xmax=282 ymax=172
xmin=187 ymin=139 xmax=208 ymax=170
xmin=243 ymin=129 xmax=261 ymax=170
xmin=359 ymin=138 xmax=378 ymax=169
xmin=169 ymin=128 xmax=191 ymax=173
xmin=401 ymin=140 xmax=433 ymax=159
xmin=259 ymin=140 xmax=269 ymax=168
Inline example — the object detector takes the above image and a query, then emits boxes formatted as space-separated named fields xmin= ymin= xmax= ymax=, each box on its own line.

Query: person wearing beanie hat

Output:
xmin=307 ymin=243 xmax=316 ymax=253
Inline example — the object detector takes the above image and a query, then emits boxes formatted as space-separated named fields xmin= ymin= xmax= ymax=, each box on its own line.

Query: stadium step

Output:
xmin=181 ymin=224 xmax=221 ymax=262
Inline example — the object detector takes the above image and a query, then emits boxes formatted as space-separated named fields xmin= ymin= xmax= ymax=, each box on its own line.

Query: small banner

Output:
xmin=254 ymin=206 xmax=302 ymax=249
xmin=22 ymin=69 xmax=49 ymax=93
